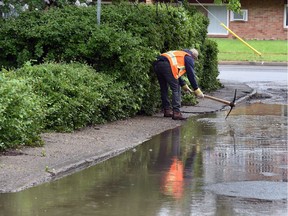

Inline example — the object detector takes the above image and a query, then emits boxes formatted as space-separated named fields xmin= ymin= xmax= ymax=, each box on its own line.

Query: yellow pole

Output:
xmin=220 ymin=23 xmax=262 ymax=56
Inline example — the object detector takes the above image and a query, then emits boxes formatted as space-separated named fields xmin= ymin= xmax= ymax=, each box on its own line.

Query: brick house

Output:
xmin=188 ymin=0 xmax=288 ymax=40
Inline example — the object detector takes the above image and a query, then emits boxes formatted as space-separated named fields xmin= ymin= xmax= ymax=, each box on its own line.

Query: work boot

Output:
xmin=172 ymin=111 xmax=187 ymax=120
xmin=163 ymin=108 xmax=173 ymax=117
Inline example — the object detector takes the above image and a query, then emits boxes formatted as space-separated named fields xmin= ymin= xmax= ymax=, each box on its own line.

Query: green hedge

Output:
xmin=12 ymin=62 xmax=138 ymax=132
xmin=0 ymin=3 xmax=221 ymax=149
xmin=0 ymin=61 xmax=142 ymax=149
xmin=0 ymin=72 xmax=44 ymax=150
xmin=200 ymin=39 xmax=222 ymax=91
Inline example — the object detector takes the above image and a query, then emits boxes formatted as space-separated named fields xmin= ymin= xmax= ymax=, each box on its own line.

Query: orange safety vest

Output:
xmin=161 ymin=51 xmax=191 ymax=79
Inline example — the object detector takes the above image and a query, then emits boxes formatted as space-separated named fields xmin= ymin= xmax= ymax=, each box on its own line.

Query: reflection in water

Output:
xmin=158 ymin=128 xmax=184 ymax=199
xmin=231 ymin=103 xmax=287 ymax=117
xmin=0 ymin=104 xmax=287 ymax=216
xmin=214 ymin=104 xmax=287 ymax=183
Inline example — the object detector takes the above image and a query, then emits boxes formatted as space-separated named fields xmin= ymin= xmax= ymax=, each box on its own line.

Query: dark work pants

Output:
xmin=153 ymin=60 xmax=181 ymax=112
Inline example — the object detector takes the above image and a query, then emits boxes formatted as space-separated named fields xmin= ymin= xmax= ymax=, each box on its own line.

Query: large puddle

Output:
xmin=0 ymin=103 xmax=287 ymax=216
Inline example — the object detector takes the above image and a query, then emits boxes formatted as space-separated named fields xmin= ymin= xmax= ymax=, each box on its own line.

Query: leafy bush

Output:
xmin=0 ymin=72 xmax=44 ymax=150
xmin=0 ymin=3 xmax=218 ymax=116
xmin=0 ymin=3 xmax=221 ymax=148
xmin=10 ymin=62 xmax=138 ymax=132
xmin=199 ymin=39 xmax=222 ymax=91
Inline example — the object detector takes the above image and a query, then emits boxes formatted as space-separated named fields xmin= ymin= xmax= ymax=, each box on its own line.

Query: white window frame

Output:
xmin=230 ymin=9 xmax=248 ymax=22
xmin=206 ymin=5 xmax=229 ymax=36
xmin=284 ymin=4 xmax=288 ymax=28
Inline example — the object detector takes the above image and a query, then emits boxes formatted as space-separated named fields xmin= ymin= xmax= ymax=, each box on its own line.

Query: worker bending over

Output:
xmin=153 ymin=48 xmax=204 ymax=120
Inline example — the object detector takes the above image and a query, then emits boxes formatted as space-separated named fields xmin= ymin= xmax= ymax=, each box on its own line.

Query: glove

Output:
xmin=194 ymin=88 xmax=204 ymax=99
xmin=182 ymin=84 xmax=193 ymax=94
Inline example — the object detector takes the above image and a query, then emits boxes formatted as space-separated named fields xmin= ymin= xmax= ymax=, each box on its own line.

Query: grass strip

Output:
xmin=210 ymin=39 xmax=288 ymax=62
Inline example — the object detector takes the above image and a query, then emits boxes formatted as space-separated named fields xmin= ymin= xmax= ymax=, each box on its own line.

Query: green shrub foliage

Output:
xmin=0 ymin=3 xmax=221 ymax=148
xmin=0 ymin=72 xmax=44 ymax=150
xmin=199 ymin=39 xmax=222 ymax=91
xmin=12 ymin=62 xmax=137 ymax=132
xmin=0 ymin=3 xmax=218 ymax=112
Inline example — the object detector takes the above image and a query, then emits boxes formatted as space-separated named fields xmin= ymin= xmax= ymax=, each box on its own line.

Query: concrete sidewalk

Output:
xmin=0 ymin=81 xmax=254 ymax=193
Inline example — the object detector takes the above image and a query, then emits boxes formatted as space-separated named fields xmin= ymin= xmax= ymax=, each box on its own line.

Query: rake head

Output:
xmin=225 ymin=89 xmax=237 ymax=120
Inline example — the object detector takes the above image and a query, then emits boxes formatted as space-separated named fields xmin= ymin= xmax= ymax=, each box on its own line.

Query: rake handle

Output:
xmin=204 ymin=94 xmax=233 ymax=106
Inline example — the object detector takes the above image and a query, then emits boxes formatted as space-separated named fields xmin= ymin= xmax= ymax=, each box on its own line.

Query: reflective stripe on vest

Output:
xmin=161 ymin=51 xmax=191 ymax=79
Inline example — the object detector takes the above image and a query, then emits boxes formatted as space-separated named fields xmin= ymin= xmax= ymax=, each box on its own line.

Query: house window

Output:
xmin=285 ymin=4 xmax=288 ymax=28
xmin=230 ymin=9 xmax=248 ymax=22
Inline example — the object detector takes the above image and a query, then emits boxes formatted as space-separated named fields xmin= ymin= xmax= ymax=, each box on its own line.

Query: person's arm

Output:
xmin=184 ymin=56 xmax=204 ymax=98
xmin=178 ymin=77 xmax=186 ymax=87
xmin=179 ymin=77 xmax=194 ymax=94
xmin=184 ymin=56 xmax=198 ymax=90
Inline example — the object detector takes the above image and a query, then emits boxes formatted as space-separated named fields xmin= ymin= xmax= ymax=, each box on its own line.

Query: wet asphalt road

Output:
xmin=215 ymin=64 xmax=288 ymax=202
xmin=218 ymin=64 xmax=287 ymax=105
xmin=218 ymin=64 xmax=287 ymax=83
